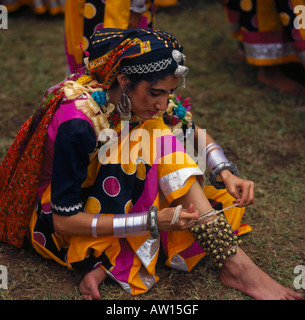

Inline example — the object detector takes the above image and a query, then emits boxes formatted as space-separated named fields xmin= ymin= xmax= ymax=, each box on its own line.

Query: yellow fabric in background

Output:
xmin=155 ymin=0 xmax=177 ymax=7
xmin=104 ymin=0 xmax=131 ymax=29
xmin=65 ymin=0 xmax=86 ymax=66
xmin=256 ymin=0 xmax=282 ymax=32
xmin=3 ymin=0 xmax=65 ymax=15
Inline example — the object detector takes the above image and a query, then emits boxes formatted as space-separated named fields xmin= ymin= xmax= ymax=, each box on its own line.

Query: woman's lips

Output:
xmin=148 ymin=111 xmax=158 ymax=115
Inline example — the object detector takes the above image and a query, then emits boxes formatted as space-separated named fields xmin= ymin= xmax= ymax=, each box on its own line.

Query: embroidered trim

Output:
xmin=51 ymin=202 xmax=83 ymax=213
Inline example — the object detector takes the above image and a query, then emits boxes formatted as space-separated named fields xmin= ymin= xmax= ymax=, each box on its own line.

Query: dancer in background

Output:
xmin=2 ymin=0 xmax=65 ymax=15
xmin=224 ymin=0 xmax=305 ymax=95
xmin=65 ymin=0 xmax=155 ymax=74
xmin=0 ymin=28 xmax=301 ymax=301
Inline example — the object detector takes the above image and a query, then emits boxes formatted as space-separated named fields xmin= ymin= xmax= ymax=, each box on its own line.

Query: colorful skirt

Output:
xmin=224 ymin=0 xmax=305 ymax=66
xmin=29 ymin=119 xmax=251 ymax=295
xmin=3 ymin=0 xmax=65 ymax=15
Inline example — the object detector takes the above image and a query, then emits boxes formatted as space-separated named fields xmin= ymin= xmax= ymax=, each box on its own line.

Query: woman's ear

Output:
xmin=117 ymin=74 xmax=130 ymax=89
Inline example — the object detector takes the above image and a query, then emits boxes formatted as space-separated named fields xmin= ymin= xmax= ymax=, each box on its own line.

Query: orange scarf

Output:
xmin=0 ymin=91 xmax=63 ymax=248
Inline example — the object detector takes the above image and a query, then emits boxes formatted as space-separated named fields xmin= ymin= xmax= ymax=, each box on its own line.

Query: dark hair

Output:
xmin=111 ymin=48 xmax=180 ymax=91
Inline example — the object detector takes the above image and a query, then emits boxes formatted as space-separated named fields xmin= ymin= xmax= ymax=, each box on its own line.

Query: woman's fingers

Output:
xmin=174 ymin=207 xmax=199 ymax=229
xmin=225 ymin=175 xmax=255 ymax=207
xmin=236 ymin=180 xmax=255 ymax=207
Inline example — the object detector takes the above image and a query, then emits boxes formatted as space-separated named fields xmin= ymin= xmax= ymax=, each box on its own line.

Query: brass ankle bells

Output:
xmin=189 ymin=212 xmax=242 ymax=268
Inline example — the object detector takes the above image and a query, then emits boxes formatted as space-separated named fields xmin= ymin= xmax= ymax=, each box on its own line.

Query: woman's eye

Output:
xmin=150 ymin=91 xmax=159 ymax=97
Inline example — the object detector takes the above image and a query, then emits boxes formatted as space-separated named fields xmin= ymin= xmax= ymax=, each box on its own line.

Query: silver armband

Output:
xmin=205 ymin=142 xmax=229 ymax=172
xmin=113 ymin=212 xmax=148 ymax=238
xmin=204 ymin=143 xmax=239 ymax=189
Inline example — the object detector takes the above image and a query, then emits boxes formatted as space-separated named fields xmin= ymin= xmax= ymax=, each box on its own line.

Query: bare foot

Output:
xmin=257 ymin=66 xmax=305 ymax=96
xmin=219 ymin=247 xmax=303 ymax=300
xmin=237 ymin=42 xmax=246 ymax=61
xmin=79 ymin=267 xmax=107 ymax=300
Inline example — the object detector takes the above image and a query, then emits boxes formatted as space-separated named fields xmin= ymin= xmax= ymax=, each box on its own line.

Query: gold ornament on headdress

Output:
xmin=62 ymin=79 xmax=115 ymax=136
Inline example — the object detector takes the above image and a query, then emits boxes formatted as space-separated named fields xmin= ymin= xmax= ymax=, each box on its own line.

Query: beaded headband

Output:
xmin=88 ymin=28 xmax=188 ymax=89
xmin=120 ymin=58 xmax=173 ymax=74
xmin=120 ymin=49 xmax=188 ymax=79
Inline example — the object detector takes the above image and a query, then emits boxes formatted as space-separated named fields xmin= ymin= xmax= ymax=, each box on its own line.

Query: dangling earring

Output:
xmin=117 ymin=87 xmax=132 ymax=121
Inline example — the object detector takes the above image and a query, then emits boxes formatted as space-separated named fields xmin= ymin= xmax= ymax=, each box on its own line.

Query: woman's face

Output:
xmin=127 ymin=75 xmax=179 ymax=120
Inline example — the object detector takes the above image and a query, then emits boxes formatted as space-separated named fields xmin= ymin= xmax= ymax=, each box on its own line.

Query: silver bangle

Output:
xmin=91 ymin=214 xmax=100 ymax=238
xmin=148 ymin=206 xmax=159 ymax=239
xmin=209 ymin=161 xmax=239 ymax=189
xmin=113 ymin=212 xmax=148 ymax=238
xmin=205 ymin=143 xmax=229 ymax=172
xmin=204 ymin=143 xmax=239 ymax=189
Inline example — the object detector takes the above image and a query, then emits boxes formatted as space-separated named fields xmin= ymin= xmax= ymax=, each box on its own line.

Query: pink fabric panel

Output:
xmin=47 ymin=99 xmax=93 ymax=142
xmin=242 ymin=30 xmax=284 ymax=44
xmin=38 ymin=100 xmax=93 ymax=197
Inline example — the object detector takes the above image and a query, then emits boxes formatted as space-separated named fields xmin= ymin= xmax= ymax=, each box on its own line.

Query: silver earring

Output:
xmin=172 ymin=49 xmax=188 ymax=88
xmin=117 ymin=87 xmax=132 ymax=121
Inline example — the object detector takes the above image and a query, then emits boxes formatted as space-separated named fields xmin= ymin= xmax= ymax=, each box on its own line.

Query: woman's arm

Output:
xmin=193 ymin=124 xmax=254 ymax=207
xmin=53 ymin=205 xmax=200 ymax=237
xmin=53 ymin=211 xmax=113 ymax=237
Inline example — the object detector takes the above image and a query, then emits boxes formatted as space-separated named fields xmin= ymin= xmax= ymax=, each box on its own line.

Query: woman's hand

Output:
xmin=219 ymin=170 xmax=255 ymax=207
xmin=157 ymin=204 xmax=200 ymax=232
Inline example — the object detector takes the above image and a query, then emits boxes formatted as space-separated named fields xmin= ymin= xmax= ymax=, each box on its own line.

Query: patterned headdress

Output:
xmin=88 ymin=28 xmax=188 ymax=89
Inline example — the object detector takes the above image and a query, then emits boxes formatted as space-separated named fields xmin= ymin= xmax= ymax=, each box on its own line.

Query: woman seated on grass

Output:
xmin=0 ymin=28 xmax=302 ymax=300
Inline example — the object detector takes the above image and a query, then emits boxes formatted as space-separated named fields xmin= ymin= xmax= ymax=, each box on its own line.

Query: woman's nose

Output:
xmin=155 ymin=98 xmax=168 ymax=111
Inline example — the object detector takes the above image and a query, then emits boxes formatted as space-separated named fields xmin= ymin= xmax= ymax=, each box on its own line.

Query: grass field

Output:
xmin=0 ymin=1 xmax=304 ymax=300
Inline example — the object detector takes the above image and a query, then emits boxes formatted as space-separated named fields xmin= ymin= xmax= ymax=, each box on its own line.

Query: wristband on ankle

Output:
xmin=113 ymin=212 xmax=148 ymax=238
xmin=91 ymin=213 xmax=100 ymax=238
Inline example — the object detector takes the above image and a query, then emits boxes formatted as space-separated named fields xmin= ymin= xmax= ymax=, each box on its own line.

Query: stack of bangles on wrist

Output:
xmin=205 ymin=142 xmax=239 ymax=189
xmin=91 ymin=206 xmax=159 ymax=239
